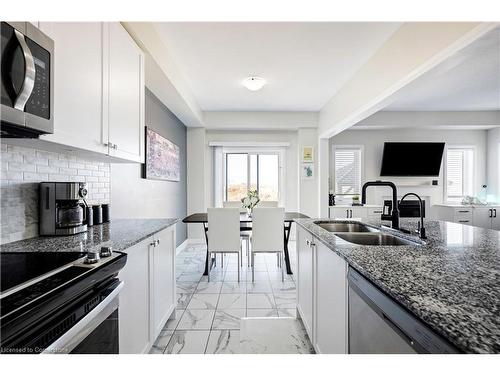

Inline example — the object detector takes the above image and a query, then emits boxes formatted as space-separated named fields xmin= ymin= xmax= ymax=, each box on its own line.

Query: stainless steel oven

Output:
xmin=1 ymin=21 xmax=54 ymax=138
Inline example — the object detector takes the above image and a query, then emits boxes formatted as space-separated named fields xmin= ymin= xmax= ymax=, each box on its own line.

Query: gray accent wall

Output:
xmin=110 ymin=88 xmax=187 ymax=246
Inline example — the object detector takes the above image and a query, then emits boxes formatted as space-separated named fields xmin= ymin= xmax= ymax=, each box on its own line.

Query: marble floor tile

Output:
xmin=271 ymin=281 xmax=296 ymax=294
xmin=274 ymin=293 xmax=296 ymax=309
xmin=164 ymin=330 xmax=211 ymax=354
xmin=164 ymin=310 xmax=184 ymax=330
xmin=149 ymin=329 xmax=174 ymax=353
xmin=277 ymin=309 xmax=297 ymax=318
xmin=205 ymin=330 xmax=241 ymax=354
xmin=249 ymin=271 xmax=270 ymax=282
xmin=224 ymin=271 xmax=247 ymax=282
xmin=177 ymin=281 xmax=199 ymax=294
xmin=251 ymin=263 xmax=268 ymax=272
xmin=177 ymin=293 xmax=193 ymax=310
xmin=196 ymin=281 xmax=223 ymax=294
xmin=187 ymin=294 xmax=219 ymax=309
xmin=247 ymin=282 xmax=272 ymax=294
xmin=177 ymin=273 xmax=203 ymax=282
xmin=177 ymin=309 xmax=216 ymax=330
xmin=200 ymin=273 xmax=224 ymax=282
xmin=240 ymin=318 xmax=314 ymax=354
xmin=247 ymin=293 xmax=276 ymax=309
xmin=212 ymin=309 xmax=246 ymax=330
xmin=217 ymin=293 xmax=246 ymax=309
xmin=221 ymin=282 xmax=247 ymax=294
xmin=246 ymin=309 xmax=279 ymax=318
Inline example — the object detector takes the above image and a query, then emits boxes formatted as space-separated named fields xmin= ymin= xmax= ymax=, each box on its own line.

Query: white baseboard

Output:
xmin=176 ymin=238 xmax=205 ymax=255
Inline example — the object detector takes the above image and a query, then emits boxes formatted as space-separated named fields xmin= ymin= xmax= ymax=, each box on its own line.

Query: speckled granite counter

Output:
xmin=0 ymin=218 xmax=178 ymax=254
xmin=294 ymin=217 xmax=500 ymax=354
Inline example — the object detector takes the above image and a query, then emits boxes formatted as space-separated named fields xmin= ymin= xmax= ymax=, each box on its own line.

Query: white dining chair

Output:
xmin=223 ymin=201 xmax=250 ymax=266
xmin=250 ymin=207 xmax=285 ymax=282
xmin=207 ymin=208 xmax=242 ymax=282
xmin=257 ymin=201 xmax=279 ymax=208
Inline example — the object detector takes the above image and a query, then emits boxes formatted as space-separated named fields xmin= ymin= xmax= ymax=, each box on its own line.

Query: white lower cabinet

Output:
xmin=119 ymin=226 xmax=176 ymax=353
xmin=314 ymin=240 xmax=348 ymax=354
xmin=296 ymin=226 xmax=348 ymax=354
xmin=329 ymin=206 xmax=382 ymax=220
xmin=297 ymin=227 xmax=314 ymax=340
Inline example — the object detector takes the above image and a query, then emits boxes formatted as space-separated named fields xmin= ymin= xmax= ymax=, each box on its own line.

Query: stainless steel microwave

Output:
xmin=1 ymin=22 xmax=54 ymax=138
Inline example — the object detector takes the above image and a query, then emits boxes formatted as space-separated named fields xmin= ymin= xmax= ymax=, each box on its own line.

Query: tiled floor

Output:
xmin=149 ymin=240 xmax=314 ymax=354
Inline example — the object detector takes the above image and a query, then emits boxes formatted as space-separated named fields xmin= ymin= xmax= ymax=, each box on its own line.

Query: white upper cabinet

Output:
xmin=38 ymin=22 xmax=144 ymax=163
xmin=106 ymin=23 xmax=145 ymax=163
xmin=39 ymin=22 xmax=107 ymax=154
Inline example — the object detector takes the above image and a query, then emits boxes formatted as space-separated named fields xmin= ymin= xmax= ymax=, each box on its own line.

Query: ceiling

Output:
xmin=385 ymin=27 xmax=500 ymax=111
xmin=153 ymin=22 xmax=401 ymax=111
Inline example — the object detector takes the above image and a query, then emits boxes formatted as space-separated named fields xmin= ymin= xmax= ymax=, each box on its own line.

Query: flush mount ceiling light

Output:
xmin=242 ymin=76 xmax=266 ymax=91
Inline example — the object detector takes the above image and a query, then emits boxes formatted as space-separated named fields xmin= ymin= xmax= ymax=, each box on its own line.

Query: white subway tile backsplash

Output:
xmin=1 ymin=144 xmax=111 ymax=244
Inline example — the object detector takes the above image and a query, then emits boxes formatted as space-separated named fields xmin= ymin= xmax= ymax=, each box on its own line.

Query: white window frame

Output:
xmin=444 ymin=145 xmax=476 ymax=203
xmin=216 ymin=146 xmax=286 ymax=207
xmin=332 ymin=145 xmax=364 ymax=201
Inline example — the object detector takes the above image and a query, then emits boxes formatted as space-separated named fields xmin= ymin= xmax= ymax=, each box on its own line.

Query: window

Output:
xmin=446 ymin=147 xmax=474 ymax=202
xmin=333 ymin=146 xmax=362 ymax=198
xmin=225 ymin=153 xmax=280 ymax=202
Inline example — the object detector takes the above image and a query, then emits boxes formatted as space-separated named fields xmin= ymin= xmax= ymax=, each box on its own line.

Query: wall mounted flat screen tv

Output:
xmin=380 ymin=142 xmax=445 ymax=177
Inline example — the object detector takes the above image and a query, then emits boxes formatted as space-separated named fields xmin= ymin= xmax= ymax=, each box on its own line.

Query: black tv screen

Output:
xmin=380 ymin=142 xmax=445 ymax=177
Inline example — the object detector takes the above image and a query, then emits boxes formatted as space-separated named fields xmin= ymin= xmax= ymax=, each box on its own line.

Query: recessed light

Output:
xmin=242 ymin=76 xmax=266 ymax=91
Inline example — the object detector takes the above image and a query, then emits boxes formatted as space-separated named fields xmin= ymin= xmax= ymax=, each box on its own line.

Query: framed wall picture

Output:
xmin=143 ymin=127 xmax=180 ymax=181
xmin=301 ymin=163 xmax=314 ymax=180
xmin=302 ymin=146 xmax=314 ymax=163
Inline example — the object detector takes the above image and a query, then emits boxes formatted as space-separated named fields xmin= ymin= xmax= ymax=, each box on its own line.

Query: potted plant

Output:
xmin=241 ymin=190 xmax=260 ymax=216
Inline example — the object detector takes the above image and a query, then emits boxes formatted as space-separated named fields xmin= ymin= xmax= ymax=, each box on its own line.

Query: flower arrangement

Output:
xmin=241 ymin=190 xmax=260 ymax=215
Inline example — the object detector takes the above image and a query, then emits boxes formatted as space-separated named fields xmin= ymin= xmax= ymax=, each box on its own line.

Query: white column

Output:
xmin=187 ymin=127 xmax=207 ymax=240
xmin=297 ymin=128 xmax=319 ymax=217
xmin=318 ymin=138 xmax=330 ymax=218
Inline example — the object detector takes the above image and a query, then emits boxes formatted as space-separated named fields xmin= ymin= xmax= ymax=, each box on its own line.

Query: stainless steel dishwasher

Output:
xmin=347 ymin=267 xmax=458 ymax=354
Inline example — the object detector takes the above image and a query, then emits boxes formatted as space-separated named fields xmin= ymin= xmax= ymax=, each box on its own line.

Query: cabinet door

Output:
xmin=151 ymin=227 xmax=176 ymax=338
xmin=118 ymin=239 xmax=151 ymax=353
xmin=350 ymin=207 xmax=367 ymax=219
xmin=314 ymin=240 xmax=348 ymax=353
xmin=296 ymin=227 xmax=314 ymax=341
xmin=38 ymin=22 xmax=108 ymax=154
xmin=491 ymin=207 xmax=500 ymax=230
xmin=329 ymin=207 xmax=350 ymax=219
xmin=472 ymin=207 xmax=493 ymax=229
xmin=107 ymin=22 xmax=144 ymax=162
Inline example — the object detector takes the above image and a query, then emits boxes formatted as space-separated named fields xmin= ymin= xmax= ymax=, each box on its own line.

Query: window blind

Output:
xmin=447 ymin=149 xmax=464 ymax=197
xmin=334 ymin=148 xmax=361 ymax=195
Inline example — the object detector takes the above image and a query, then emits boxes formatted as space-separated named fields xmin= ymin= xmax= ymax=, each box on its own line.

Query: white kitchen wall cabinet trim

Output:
xmin=36 ymin=22 xmax=144 ymax=163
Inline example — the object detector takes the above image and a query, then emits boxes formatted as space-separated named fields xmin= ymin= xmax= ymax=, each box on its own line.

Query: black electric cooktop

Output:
xmin=0 ymin=252 xmax=86 ymax=293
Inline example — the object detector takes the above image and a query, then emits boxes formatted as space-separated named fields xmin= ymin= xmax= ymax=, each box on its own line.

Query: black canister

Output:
xmin=102 ymin=203 xmax=110 ymax=222
xmin=93 ymin=204 xmax=103 ymax=225
xmin=86 ymin=206 xmax=94 ymax=226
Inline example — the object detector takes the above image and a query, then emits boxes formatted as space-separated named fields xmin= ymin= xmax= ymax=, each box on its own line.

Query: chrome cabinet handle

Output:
xmin=494 ymin=209 xmax=497 ymax=218
xmin=489 ymin=209 xmax=493 ymax=218
xmin=13 ymin=29 xmax=36 ymax=111
xmin=346 ymin=210 xmax=349 ymax=218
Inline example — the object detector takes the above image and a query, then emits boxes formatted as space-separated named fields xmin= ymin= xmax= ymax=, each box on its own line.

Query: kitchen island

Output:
xmin=294 ymin=217 xmax=500 ymax=354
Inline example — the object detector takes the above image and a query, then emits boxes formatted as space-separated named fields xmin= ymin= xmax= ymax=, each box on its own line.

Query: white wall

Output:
xmin=329 ymin=129 xmax=488 ymax=213
xmin=486 ymin=127 xmax=500 ymax=203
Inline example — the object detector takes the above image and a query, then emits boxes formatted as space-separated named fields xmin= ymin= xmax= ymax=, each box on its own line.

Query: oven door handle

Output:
xmin=13 ymin=29 xmax=36 ymax=111
xmin=41 ymin=281 xmax=124 ymax=354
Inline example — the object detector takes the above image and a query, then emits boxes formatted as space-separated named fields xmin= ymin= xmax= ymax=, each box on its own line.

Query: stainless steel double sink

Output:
xmin=315 ymin=222 xmax=421 ymax=246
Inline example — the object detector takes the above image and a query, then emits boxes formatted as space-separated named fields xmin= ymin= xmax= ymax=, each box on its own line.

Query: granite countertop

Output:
xmin=294 ymin=217 xmax=500 ymax=354
xmin=0 ymin=218 xmax=179 ymax=254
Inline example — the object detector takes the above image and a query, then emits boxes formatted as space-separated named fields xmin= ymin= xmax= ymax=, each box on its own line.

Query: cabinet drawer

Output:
xmin=453 ymin=210 xmax=473 ymax=223
xmin=367 ymin=207 xmax=383 ymax=217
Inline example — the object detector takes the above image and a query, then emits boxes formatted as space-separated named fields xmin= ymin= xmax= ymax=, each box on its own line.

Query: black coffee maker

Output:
xmin=39 ymin=182 xmax=88 ymax=236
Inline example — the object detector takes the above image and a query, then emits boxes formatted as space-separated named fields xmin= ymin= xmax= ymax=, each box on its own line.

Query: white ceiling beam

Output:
xmin=318 ymin=22 xmax=498 ymax=139
xmin=203 ymin=111 xmax=318 ymax=131
xmin=121 ymin=22 xmax=204 ymax=127
xmin=353 ymin=110 xmax=500 ymax=130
